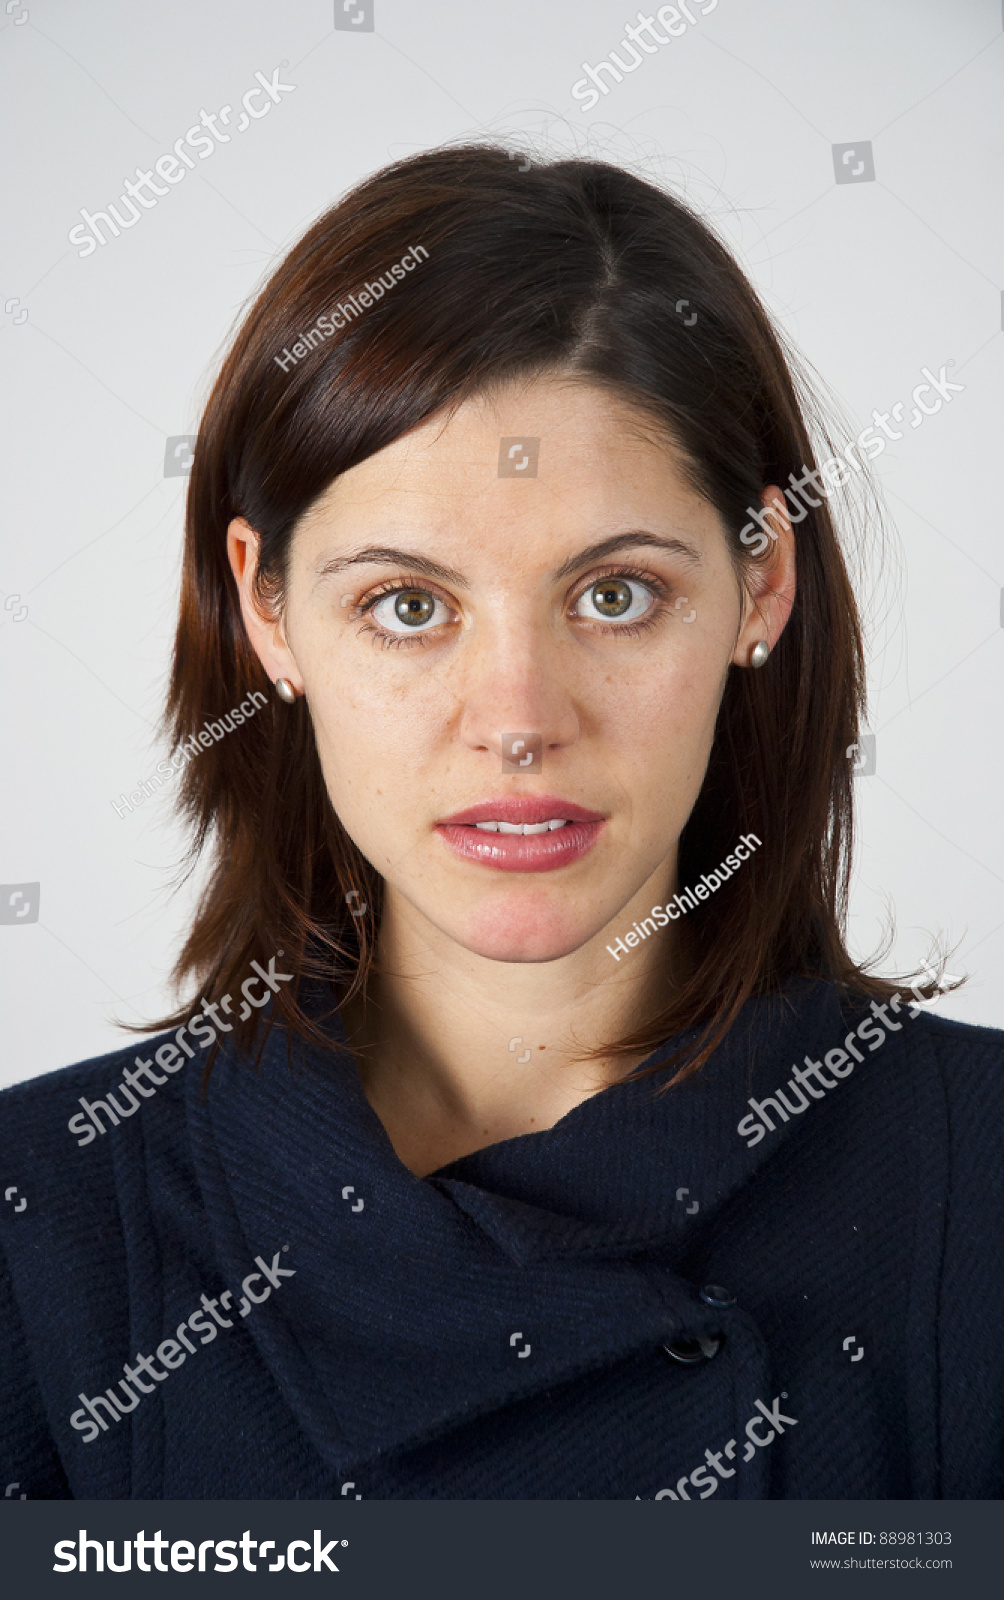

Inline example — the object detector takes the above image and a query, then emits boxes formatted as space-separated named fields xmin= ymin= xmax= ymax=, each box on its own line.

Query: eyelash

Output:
xmin=573 ymin=564 xmax=669 ymax=637
xmin=353 ymin=576 xmax=449 ymax=650
xmin=350 ymin=565 xmax=672 ymax=648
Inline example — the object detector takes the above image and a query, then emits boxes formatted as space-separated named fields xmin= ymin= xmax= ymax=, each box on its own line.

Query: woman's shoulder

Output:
xmin=0 ymin=1029 xmax=190 ymax=1158
xmin=906 ymin=1006 xmax=1004 ymax=1072
xmin=902 ymin=1009 xmax=1004 ymax=1150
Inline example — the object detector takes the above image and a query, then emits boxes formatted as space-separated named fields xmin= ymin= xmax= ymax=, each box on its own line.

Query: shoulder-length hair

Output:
xmin=154 ymin=142 xmax=919 ymax=1085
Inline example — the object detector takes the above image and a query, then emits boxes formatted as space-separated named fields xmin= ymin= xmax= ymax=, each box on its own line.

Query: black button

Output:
xmin=661 ymin=1333 xmax=722 ymax=1365
xmin=700 ymin=1284 xmax=736 ymax=1308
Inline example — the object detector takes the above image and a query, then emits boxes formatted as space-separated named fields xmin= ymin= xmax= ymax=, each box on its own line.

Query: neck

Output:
xmin=341 ymin=874 xmax=679 ymax=1177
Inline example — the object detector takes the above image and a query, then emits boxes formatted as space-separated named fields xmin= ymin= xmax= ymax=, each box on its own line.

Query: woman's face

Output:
xmin=232 ymin=374 xmax=790 ymax=964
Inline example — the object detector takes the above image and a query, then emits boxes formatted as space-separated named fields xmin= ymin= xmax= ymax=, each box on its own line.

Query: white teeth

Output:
xmin=473 ymin=819 xmax=569 ymax=834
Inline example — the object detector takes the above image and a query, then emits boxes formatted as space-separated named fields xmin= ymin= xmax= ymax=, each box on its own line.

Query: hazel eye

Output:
xmin=371 ymin=588 xmax=446 ymax=632
xmin=575 ymin=577 xmax=654 ymax=624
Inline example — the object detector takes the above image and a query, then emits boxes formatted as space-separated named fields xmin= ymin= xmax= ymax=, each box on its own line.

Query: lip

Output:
xmin=438 ymin=795 xmax=606 ymax=827
xmin=436 ymin=795 xmax=607 ymax=873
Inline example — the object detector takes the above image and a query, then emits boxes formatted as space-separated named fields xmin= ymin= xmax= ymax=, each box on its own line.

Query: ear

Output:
xmin=226 ymin=517 xmax=304 ymax=693
xmin=731 ymin=486 xmax=797 ymax=669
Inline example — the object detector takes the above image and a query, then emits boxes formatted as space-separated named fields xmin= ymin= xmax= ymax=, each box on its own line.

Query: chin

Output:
xmin=456 ymin=902 xmax=596 ymax=964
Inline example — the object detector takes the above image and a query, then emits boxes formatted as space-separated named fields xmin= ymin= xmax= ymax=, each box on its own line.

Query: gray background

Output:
xmin=1 ymin=0 xmax=1001 ymax=1088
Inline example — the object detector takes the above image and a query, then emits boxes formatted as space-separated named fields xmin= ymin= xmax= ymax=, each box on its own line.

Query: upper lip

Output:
xmin=437 ymin=796 xmax=607 ymax=826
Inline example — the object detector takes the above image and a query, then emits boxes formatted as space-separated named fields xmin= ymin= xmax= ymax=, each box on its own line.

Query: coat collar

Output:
xmin=185 ymin=978 xmax=851 ymax=1473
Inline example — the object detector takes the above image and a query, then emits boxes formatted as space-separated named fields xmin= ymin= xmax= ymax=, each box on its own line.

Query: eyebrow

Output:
xmin=314 ymin=547 xmax=468 ymax=587
xmin=552 ymin=531 xmax=702 ymax=580
xmin=314 ymin=530 xmax=702 ymax=589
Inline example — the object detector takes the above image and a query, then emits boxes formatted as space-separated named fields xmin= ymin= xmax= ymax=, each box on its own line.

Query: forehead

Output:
xmin=293 ymin=373 xmax=719 ymax=559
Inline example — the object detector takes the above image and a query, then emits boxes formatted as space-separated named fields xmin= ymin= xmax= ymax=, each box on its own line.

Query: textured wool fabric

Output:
xmin=1 ymin=977 xmax=1001 ymax=1500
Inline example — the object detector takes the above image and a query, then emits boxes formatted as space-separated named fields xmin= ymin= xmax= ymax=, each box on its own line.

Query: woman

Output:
xmin=1 ymin=146 xmax=1001 ymax=1501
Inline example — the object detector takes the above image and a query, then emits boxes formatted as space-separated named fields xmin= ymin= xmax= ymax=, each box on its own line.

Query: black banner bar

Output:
xmin=0 ymin=1500 xmax=997 ymax=1597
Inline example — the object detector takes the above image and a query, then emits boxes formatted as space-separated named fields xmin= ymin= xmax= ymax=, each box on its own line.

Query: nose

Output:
xmin=457 ymin=616 xmax=580 ymax=766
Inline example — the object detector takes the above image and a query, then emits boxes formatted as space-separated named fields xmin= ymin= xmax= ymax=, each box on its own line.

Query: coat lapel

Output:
xmin=185 ymin=979 xmax=851 ymax=1475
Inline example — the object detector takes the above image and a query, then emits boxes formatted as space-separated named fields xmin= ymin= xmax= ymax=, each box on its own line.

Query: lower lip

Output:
xmin=436 ymin=821 xmax=605 ymax=873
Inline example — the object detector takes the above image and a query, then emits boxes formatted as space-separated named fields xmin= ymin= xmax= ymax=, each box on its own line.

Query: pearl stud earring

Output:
xmin=749 ymin=640 xmax=770 ymax=669
xmin=275 ymin=678 xmax=297 ymax=703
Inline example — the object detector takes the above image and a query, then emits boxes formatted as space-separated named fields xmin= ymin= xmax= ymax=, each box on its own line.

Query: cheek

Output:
xmin=302 ymin=643 xmax=452 ymax=804
xmin=596 ymin=649 xmax=725 ymax=772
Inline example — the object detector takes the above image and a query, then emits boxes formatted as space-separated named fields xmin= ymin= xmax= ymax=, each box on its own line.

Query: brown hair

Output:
xmin=153 ymin=143 xmax=933 ymax=1084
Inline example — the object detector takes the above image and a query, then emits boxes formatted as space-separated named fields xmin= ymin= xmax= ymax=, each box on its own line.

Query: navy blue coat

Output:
xmin=1 ymin=978 xmax=1001 ymax=1499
